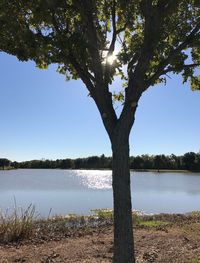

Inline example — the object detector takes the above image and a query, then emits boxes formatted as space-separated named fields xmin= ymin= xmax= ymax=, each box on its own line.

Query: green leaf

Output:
xmin=191 ymin=76 xmax=200 ymax=91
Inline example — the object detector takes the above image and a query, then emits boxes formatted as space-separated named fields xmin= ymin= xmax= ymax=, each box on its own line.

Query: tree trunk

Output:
xmin=112 ymin=133 xmax=135 ymax=263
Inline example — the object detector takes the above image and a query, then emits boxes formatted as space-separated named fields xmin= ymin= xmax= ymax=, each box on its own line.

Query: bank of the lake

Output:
xmin=132 ymin=169 xmax=200 ymax=173
xmin=0 ymin=212 xmax=199 ymax=262
xmin=0 ymin=167 xmax=15 ymax=170
xmin=4 ymin=167 xmax=200 ymax=173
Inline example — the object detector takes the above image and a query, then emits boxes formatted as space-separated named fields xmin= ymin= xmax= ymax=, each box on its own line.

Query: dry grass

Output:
xmin=0 ymin=204 xmax=37 ymax=243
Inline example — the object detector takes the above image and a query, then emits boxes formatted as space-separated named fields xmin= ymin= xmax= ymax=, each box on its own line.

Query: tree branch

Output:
xmin=77 ymin=0 xmax=103 ymax=84
xmin=104 ymin=0 xmax=117 ymax=85
xmin=130 ymin=2 xmax=162 ymax=81
xmin=127 ymin=52 xmax=140 ymax=75
xmin=109 ymin=0 xmax=117 ymax=54
xmin=67 ymin=48 xmax=118 ymax=139
xmin=163 ymin=63 xmax=200 ymax=75
xmin=158 ymin=0 xmax=182 ymax=15
xmin=130 ymin=0 xmax=184 ymax=84
xmin=146 ymin=24 xmax=200 ymax=86
xmin=118 ymin=0 xmax=184 ymax=134
xmin=67 ymin=52 xmax=95 ymax=97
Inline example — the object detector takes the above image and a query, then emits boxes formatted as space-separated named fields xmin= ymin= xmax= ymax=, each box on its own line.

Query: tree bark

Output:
xmin=111 ymin=132 xmax=135 ymax=263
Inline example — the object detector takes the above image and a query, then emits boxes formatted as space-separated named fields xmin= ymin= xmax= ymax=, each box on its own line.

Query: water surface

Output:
xmin=0 ymin=169 xmax=199 ymax=217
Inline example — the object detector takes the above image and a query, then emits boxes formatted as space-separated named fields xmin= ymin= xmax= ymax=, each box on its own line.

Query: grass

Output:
xmin=193 ymin=258 xmax=200 ymax=263
xmin=91 ymin=209 xmax=172 ymax=229
xmin=191 ymin=210 xmax=200 ymax=216
xmin=0 ymin=204 xmax=37 ymax=243
xmin=91 ymin=209 xmax=113 ymax=219
xmin=51 ymin=214 xmax=87 ymax=229
xmin=133 ymin=213 xmax=171 ymax=227
xmin=137 ymin=220 xmax=171 ymax=227
xmin=1 ymin=206 xmax=198 ymax=244
xmin=183 ymin=222 xmax=200 ymax=239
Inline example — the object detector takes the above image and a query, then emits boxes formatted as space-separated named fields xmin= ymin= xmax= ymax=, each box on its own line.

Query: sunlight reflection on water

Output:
xmin=74 ymin=170 xmax=112 ymax=190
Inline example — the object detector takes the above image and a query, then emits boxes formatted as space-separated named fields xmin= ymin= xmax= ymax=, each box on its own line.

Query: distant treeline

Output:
xmin=1 ymin=152 xmax=200 ymax=171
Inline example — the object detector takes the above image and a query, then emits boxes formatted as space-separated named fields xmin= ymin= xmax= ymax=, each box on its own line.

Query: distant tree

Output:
xmin=141 ymin=154 xmax=154 ymax=169
xmin=195 ymin=153 xmax=200 ymax=170
xmin=11 ymin=161 xmax=19 ymax=169
xmin=131 ymin=155 xmax=144 ymax=169
xmin=59 ymin=158 xmax=74 ymax=169
xmin=74 ymin=158 xmax=83 ymax=169
xmin=14 ymin=152 xmax=200 ymax=170
xmin=154 ymin=154 xmax=169 ymax=170
xmin=100 ymin=154 xmax=107 ymax=168
xmin=154 ymin=155 xmax=161 ymax=170
xmin=169 ymin=154 xmax=180 ymax=170
xmin=0 ymin=1 xmax=199 ymax=261
xmin=0 ymin=158 xmax=11 ymax=169
xmin=182 ymin=152 xmax=197 ymax=170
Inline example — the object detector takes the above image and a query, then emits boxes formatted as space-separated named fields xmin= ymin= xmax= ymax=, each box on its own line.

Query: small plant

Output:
xmin=91 ymin=209 xmax=113 ymax=219
xmin=0 ymin=204 xmax=37 ymax=243
xmin=132 ymin=213 xmax=171 ymax=228
xmin=193 ymin=257 xmax=200 ymax=263
xmin=191 ymin=211 xmax=200 ymax=216
xmin=133 ymin=214 xmax=142 ymax=225
xmin=138 ymin=220 xmax=171 ymax=227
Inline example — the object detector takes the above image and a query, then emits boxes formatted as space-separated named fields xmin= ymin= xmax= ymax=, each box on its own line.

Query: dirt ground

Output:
xmin=0 ymin=215 xmax=200 ymax=263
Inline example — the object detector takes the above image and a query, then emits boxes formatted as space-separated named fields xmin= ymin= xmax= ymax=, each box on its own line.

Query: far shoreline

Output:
xmin=1 ymin=167 xmax=200 ymax=173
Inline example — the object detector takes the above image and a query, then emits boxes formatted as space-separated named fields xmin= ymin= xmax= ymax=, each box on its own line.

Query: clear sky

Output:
xmin=0 ymin=52 xmax=199 ymax=161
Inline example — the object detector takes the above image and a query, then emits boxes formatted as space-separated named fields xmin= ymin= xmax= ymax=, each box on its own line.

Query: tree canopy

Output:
xmin=0 ymin=158 xmax=11 ymax=169
xmin=1 ymin=0 xmax=199 ymax=91
xmin=1 ymin=1 xmax=199 ymax=140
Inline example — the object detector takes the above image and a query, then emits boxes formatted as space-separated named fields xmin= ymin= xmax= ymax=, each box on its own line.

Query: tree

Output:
xmin=154 ymin=154 xmax=169 ymax=170
xmin=0 ymin=158 xmax=11 ymax=169
xmin=169 ymin=154 xmax=181 ymax=170
xmin=0 ymin=1 xmax=199 ymax=262
xmin=131 ymin=155 xmax=144 ymax=169
xmin=182 ymin=152 xmax=197 ymax=170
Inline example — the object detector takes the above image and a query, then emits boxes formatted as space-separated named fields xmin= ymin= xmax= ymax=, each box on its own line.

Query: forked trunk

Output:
xmin=112 ymin=133 xmax=135 ymax=263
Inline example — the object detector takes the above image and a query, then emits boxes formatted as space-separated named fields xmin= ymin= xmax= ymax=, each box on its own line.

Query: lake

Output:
xmin=0 ymin=169 xmax=200 ymax=217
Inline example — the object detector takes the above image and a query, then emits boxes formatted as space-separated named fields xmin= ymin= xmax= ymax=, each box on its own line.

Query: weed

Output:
xmin=91 ymin=209 xmax=113 ymax=219
xmin=191 ymin=211 xmax=200 ymax=216
xmin=192 ymin=257 xmax=200 ymax=263
xmin=0 ymin=204 xmax=37 ymax=243
xmin=138 ymin=220 xmax=171 ymax=227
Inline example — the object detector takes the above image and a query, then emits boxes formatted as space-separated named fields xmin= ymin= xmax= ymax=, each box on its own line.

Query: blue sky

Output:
xmin=0 ymin=52 xmax=199 ymax=161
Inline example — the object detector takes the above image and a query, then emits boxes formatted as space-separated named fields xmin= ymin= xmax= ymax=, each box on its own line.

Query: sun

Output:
xmin=106 ymin=54 xmax=117 ymax=65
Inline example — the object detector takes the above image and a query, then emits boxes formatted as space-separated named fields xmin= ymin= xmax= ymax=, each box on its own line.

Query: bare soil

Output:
xmin=0 ymin=214 xmax=200 ymax=263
